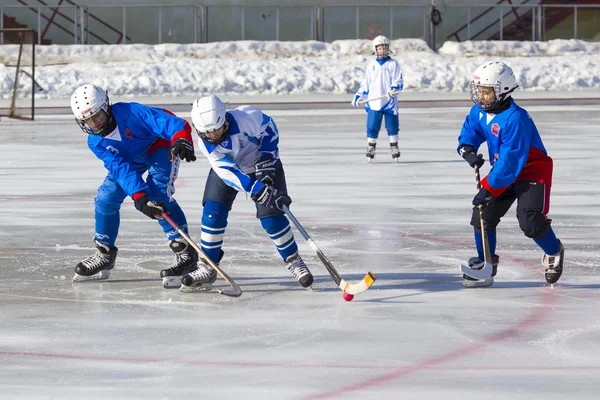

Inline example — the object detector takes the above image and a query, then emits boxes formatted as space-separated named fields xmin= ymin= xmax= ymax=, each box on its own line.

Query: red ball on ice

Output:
xmin=342 ymin=292 xmax=354 ymax=302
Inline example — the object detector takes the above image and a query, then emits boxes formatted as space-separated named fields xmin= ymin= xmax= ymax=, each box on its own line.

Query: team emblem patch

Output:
xmin=124 ymin=128 xmax=133 ymax=138
xmin=491 ymin=123 xmax=500 ymax=136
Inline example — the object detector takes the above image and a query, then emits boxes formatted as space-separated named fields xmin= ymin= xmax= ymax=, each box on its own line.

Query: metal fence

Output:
xmin=0 ymin=3 xmax=599 ymax=49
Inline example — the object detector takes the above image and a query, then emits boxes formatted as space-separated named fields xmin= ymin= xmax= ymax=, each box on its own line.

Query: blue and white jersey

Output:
xmin=356 ymin=57 xmax=403 ymax=114
xmin=87 ymin=102 xmax=192 ymax=197
xmin=196 ymin=105 xmax=279 ymax=196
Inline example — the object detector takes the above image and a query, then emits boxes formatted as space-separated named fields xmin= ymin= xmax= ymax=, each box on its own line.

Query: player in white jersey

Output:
xmin=179 ymin=95 xmax=313 ymax=292
xmin=352 ymin=35 xmax=404 ymax=161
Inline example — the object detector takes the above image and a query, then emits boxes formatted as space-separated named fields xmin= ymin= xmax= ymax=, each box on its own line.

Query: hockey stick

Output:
xmin=357 ymin=91 xmax=399 ymax=105
xmin=460 ymin=165 xmax=494 ymax=279
xmin=282 ymin=205 xmax=376 ymax=295
xmin=161 ymin=213 xmax=242 ymax=297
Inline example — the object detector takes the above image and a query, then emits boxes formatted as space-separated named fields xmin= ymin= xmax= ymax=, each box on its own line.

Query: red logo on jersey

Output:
xmin=124 ymin=128 xmax=133 ymax=138
xmin=491 ymin=123 xmax=500 ymax=136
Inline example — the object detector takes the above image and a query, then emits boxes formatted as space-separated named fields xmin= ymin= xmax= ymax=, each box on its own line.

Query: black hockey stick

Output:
xmin=460 ymin=165 xmax=494 ymax=279
xmin=283 ymin=205 xmax=376 ymax=295
xmin=162 ymin=213 xmax=242 ymax=297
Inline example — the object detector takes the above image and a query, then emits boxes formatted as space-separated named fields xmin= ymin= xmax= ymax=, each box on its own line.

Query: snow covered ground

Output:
xmin=1 ymin=100 xmax=599 ymax=399
xmin=1 ymin=38 xmax=600 ymax=102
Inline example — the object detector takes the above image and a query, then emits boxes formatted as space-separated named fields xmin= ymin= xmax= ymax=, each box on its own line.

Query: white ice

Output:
xmin=1 ymin=97 xmax=599 ymax=399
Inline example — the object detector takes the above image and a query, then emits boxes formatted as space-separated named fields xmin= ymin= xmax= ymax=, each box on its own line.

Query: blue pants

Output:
xmin=366 ymin=110 xmax=399 ymax=139
xmin=94 ymin=147 xmax=188 ymax=247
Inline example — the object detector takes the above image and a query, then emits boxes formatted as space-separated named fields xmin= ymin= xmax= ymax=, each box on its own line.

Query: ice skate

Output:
xmin=390 ymin=142 xmax=401 ymax=162
xmin=542 ymin=240 xmax=564 ymax=285
xmin=73 ymin=241 xmax=118 ymax=282
xmin=286 ymin=252 xmax=313 ymax=288
xmin=366 ymin=143 xmax=376 ymax=162
xmin=462 ymin=255 xmax=499 ymax=288
xmin=161 ymin=239 xmax=199 ymax=288
xmin=180 ymin=250 xmax=223 ymax=293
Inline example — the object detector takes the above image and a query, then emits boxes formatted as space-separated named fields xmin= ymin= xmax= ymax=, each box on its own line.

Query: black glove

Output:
xmin=459 ymin=145 xmax=485 ymax=169
xmin=254 ymin=155 xmax=277 ymax=186
xmin=473 ymin=187 xmax=493 ymax=208
xmin=134 ymin=194 xmax=165 ymax=220
xmin=169 ymin=138 xmax=196 ymax=162
xmin=251 ymin=185 xmax=291 ymax=211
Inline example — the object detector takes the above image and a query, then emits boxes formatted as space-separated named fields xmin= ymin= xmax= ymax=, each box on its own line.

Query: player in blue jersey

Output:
xmin=352 ymin=35 xmax=403 ymax=162
xmin=70 ymin=84 xmax=199 ymax=287
xmin=179 ymin=94 xmax=313 ymax=292
xmin=457 ymin=61 xmax=564 ymax=288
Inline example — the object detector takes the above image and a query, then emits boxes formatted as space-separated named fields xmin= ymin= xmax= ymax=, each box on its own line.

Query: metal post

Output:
xmin=574 ymin=6 xmax=578 ymax=39
xmin=537 ymin=5 xmax=542 ymax=41
xmin=37 ymin=8 xmax=41 ymax=44
xmin=276 ymin=7 xmax=279 ymax=41
xmin=531 ymin=6 xmax=535 ymax=41
xmin=389 ymin=6 xmax=393 ymax=39
xmin=241 ymin=7 xmax=245 ymax=40
xmin=122 ymin=7 xmax=126 ymax=44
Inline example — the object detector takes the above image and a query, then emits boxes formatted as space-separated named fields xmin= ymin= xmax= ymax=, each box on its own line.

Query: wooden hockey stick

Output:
xmin=460 ymin=165 xmax=494 ymax=279
xmin=283 ymin=205 xmax=376 ymax=295
xmin=357 ymin=90 xmax=400 ymax=105
xmin=161 ymin=213 xmax=242 ymax=297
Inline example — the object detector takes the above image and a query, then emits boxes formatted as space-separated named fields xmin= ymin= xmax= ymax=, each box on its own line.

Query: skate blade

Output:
xmin=162 ymin=276 xmax=181 ymax=289
xmin=180 ymin=282 xmax=213 ymax=293
xmin=72 ymin=270 xmax=111 ymax=282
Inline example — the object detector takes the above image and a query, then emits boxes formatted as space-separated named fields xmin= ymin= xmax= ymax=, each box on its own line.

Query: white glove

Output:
xmin=351 ymin=93 xmax=366 ymax=107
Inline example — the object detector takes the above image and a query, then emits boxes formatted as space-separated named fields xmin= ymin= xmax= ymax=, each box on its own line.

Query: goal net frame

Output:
xmin=0 ymin=29 xmax=36 ymax=121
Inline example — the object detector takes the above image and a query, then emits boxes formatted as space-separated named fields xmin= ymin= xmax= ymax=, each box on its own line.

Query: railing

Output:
xmin=0 ymin=3 xmax=598 ymax=49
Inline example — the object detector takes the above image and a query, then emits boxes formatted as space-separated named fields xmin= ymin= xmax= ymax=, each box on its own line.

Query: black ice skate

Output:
xmin=161 ymin=239 xmax=199 ymax=288
xmin=73 ymin=241 xmax=118 ymax=282
xmin=390 ymin=142 xmax=401 ymax=162
xmin=462 ymin=254 xmax=499 ymax=288
xmin=286 ymin=252 xmax=313 ymax=288
xmin=366 ymin=143 xmax=376 ymax=161
xmin=542 ymin=240 xmax=564 ymax=285
xmin=179 ymin=250 xmax=223 ymax=293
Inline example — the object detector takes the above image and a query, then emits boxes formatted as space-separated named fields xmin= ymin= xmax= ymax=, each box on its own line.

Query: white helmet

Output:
xmin=70 ymin=84 xmax=111 ymax=135
xmin=191 ymin=95 xmax=229 ymax=143
xmin=470 ymin=61 xmax=518 ymax=113
xmin=372 ymin=35 xmax=391 ymax=59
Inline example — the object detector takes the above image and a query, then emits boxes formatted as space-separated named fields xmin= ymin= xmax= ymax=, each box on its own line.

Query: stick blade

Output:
xmin=341 ymin=272 xmax=377 ymax=295
xmin=460 ymin=261 xmax=493 ymax=279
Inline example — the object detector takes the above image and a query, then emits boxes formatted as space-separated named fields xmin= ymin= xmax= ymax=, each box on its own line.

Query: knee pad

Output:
xmin=517 ymin=208 xmax=550 ymax=239
xmin=201 ymin=200 xmax=229 ymax=262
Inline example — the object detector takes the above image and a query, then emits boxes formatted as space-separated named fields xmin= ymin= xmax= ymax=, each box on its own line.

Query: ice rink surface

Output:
xmin=1 ymin=99 xmax=600 ymax=399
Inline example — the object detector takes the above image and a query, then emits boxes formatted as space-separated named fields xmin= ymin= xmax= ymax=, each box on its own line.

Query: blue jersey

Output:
xmin=196 ymin=105 xmax=279 ymax=196
xmin=87 ymin=102 xmax=192 ymax=197
xmin=457 ymin=98 xmax=552 ymax=196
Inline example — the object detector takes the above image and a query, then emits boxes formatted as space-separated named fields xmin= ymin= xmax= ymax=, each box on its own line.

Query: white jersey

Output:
xmin=196 ymin=105 xmax=279 ymax=194
xmin=356 ymin=57 xmax=403 ymax=114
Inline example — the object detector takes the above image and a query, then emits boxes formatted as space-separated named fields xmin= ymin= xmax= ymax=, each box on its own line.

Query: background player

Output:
xmin=352 ymin=35 xmax=403 ymax=161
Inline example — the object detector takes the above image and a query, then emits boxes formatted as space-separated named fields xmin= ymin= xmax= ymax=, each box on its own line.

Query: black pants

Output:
xmin=202 ymin=160 xmax=289 ymax=219
xmin=471 ymin=180 xmax=551 ymax=240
